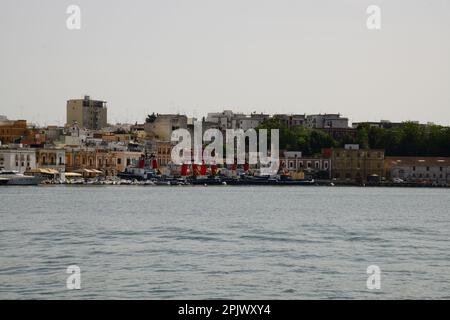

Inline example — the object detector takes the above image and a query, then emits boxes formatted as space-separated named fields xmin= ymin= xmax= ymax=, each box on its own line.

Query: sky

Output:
xmin=0 ymin=0 xmax=449 ymax=126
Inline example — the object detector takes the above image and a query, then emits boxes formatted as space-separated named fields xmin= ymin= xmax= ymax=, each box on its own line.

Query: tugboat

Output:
xmin=117 ymin=156 xmax=157 ymax=181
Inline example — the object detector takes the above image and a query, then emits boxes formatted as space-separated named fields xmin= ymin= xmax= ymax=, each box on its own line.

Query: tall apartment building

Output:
xmin=66 ymin=95 xmax=107 ymax=130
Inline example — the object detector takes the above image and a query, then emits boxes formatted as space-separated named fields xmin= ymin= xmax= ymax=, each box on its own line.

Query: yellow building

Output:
xmin=331 ymin=146 xmax=384 ymax=184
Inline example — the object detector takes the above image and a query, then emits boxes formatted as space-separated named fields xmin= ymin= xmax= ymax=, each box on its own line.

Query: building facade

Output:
xmin=144 ymin=114 xmax=188 ymax=141
xmin=206 ymin=111 xmax=270 ymax=131
xmin=0 ymin=147 xmax=37 ymax=173
xmin=306 ymin=114 xmax=349 ymax=129
xmin=36 ymin=148 xmax=66 ymax=173
xmin=0 ymin=119 xmax=28 ymax=145
xmin=273 ymin=114 xmax=306 ymax=128
xmin=331 ymin=146 xmax=385 ymax=183
xmin=154 ymin=141 xmax=173 ymax=168
xmin=65 ymin=147 xmax=141 ymax=176
xmin=385 ymin=157 xmax=450 ymax=185
xmin=280 ymin=151 xmax=331 ymax=179
xmin=66 ymin=95 xmax=107 ymax=130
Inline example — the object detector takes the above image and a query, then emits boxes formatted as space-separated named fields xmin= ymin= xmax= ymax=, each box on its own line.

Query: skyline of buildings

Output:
xmin=1 ymin=95 xmax=450 ymax=186
xmin=0 ymin=94 xmax=443 ymax=130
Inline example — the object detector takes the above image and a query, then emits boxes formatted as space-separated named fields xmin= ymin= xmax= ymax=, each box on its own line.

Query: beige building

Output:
xmin=36 ymin=148 xmax=66 ymax=173
xmin=66 ymin=95 xmax=107 ymax=130
xmin=144 ymin=114 xmax=187 ymax=141
xmin=385 ymin=157 xmax=450 ymax=185
xmin=331 ymin=145 xmax=385 ymax=184
xmin=65 ymin=147 xmax=142 ymax=177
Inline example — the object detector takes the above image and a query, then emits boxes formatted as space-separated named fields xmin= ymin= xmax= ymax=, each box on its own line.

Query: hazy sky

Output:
xmin=1 ymin=0 xmax=449 ymax=126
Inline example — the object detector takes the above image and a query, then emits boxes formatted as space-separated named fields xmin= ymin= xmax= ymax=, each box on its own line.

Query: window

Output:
xmin=426 ymin=167 xmax=430 ymax=171
xmin=117 ymin=158 xmax=122 ymax=165
xmin=315 ymin=162 xmax=320 ymax=169
xmin=413 ymin=166 xmax=416 ymax=171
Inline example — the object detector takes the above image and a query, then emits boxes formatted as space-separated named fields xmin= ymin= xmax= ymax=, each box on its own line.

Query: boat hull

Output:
xmin=5 ymin=177 xmax=45 ymax=186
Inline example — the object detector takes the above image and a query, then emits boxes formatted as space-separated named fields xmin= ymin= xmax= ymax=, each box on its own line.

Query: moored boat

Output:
xmin=0 ymin=170 xmax=45 ymax=186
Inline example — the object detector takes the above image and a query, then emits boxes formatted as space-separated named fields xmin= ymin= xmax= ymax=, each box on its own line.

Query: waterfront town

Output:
xmin=1 ymin=95 xmax=450 ymax=186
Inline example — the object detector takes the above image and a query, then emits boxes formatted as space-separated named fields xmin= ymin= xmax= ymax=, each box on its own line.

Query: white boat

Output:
xmin=0 ymin=170 xmax=45 ymax=186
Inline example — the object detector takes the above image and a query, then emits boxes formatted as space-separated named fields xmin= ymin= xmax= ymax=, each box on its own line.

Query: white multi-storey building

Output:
xmin=206 ymin=110 xmax=270 ymax=131
xmin=0 ymin=147 xmax=37 ymax=173
xmin=386 ymin=157 xmax=450 ymax=185
xmin=306 ymin=114 xmax=349 ymax=129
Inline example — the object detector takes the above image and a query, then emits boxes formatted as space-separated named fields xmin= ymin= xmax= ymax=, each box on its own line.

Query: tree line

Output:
xmin=256 ymin=119 xmax=450 ymax=157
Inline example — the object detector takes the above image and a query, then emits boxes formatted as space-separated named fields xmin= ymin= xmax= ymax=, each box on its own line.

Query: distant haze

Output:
xmin=0 ymin=0 xmax=449 ymax=126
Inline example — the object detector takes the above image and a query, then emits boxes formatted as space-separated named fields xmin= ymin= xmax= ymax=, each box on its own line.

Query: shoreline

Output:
xmin=1 ymin=183 xmax=449 ymax=189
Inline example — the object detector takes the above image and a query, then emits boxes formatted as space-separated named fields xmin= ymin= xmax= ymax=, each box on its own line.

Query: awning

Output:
xmin=65 ymin=172 xmax=82 ymax=177
xmin=27 ymin=168 xmax=59 ymax=175
xmin=74 ymin=168 xmax=103 ymax=175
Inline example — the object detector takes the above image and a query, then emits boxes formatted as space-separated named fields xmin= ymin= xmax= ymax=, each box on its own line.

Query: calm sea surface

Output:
xmin=0 ymin=186 xmax=449 ymax=299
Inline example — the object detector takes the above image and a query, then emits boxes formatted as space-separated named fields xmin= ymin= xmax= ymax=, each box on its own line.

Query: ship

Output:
xmin=0 ymin=170 xmax=45 ymax=186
